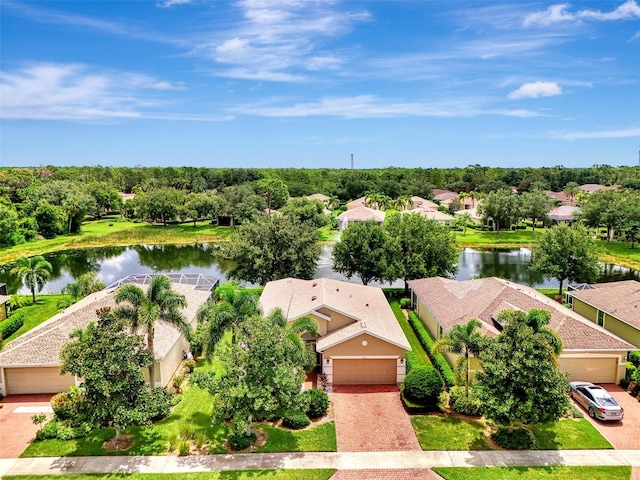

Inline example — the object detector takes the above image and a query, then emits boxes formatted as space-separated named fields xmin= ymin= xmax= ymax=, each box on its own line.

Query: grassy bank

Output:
xmin=0 ymin=218 xmax=231 ymax=265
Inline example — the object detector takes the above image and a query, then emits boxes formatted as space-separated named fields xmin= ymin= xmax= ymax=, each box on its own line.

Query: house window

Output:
xmin=412 ymin=292 xmax=417 ymax=309
xmin=597 ymin=310 xmax=605 ymax=327
xmin=567 ymin=295 xmax=573 ymax=307
xmin=438 ymin=324 xmax=444 ymax=339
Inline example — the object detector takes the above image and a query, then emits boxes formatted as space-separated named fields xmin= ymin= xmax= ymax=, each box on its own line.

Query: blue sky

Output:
xmin=1 ymin=0 xmax=639 ymax=169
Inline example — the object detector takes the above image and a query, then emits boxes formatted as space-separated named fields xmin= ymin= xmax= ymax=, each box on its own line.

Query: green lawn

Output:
xmin=22 ymin=358 xmax=336 ymax=457
xmin=455 ymin=228 xmax=537 ymax=248
xmin=410 ymin=415 xmax=611 ymax=451
xmin=600 ymin=240 xmax=640 ymax=270
xmin=256 ymin=422 xmax=337 ymax=453
xmin=2 ymin=294 xmax=74 ymax=347
xmin=532 ymin=418 xmax=613 ymax=450
xmin=0 ymin=218 xmax=231 ymax=265
xmin=411 ymin=415 xmax=493 ymax=451
xmin=389 ymin=299 xmax=432 ymax=367
xmin=434 ymin=466 xmax=630 ymax=480
xmin=4 ymin=471 xmax=337 ymax=480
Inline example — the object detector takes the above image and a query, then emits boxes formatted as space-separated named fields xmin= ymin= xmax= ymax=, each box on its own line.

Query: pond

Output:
xmin=0 ymin=244 xmax=638 ymax=295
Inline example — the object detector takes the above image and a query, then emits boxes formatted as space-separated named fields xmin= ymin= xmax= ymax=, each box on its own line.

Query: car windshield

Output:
xmin=596 ymin=397 xmax=619 ymax=407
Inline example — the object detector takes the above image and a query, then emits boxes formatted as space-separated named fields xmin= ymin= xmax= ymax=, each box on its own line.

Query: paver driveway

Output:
xmin=573 ymin=384 xmax=640 ymax=450
xmin=330 ymin=469 xmax=443 ymax=480
xmin=331 ymin=385 xmax=420 ymax=452
xmin=0 ymin=394 xmax=53 ymax=458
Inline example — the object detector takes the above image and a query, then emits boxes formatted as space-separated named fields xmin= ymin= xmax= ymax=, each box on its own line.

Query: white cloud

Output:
xmin=524 ymin=0 xmax=640 ymax=27
xmin=0 ymin=63 xmax=221 ymax=121
xmin=550 ymin=127 xmax=640 ymax=140
xmin=157 ymin=0 xmax=193 ymax=8
xmin=193 ymin=1 xmax=370 ymax=81
xmin=508 ymin=81 xmax=562 ymax=99
xmin=231 ymin=95 xmax=542 ymax=119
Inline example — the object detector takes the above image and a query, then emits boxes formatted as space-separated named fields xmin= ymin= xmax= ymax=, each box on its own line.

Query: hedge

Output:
xmin=407 ymin=311 xmax=456 ymax=387
xmin=0 ymin=313 xmax=24 ymax=340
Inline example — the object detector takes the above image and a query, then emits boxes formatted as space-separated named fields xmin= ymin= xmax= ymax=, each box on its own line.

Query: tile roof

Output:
xmin=568 ymin=280 xmax=640 ymax=329
xmin=337 ymin=206 xmax=386 ymax=223
xmin=549 ymin=206 xmax=580 ymax=221
xmin=408 ymin=277 xmax=633 ymax=351
xmin=259 ymin=278 xmax=410 ymax=351
xmin=433 ymin=191 xmax=458 ymax=202
xmin=307 ymin=193 xmax=330 ymax=201
xmin=580 ymin=184 xmax=609 ymax=192
xmin=408 ymin=208 xmax=454 ymax=222
xmin=0 ymin=280 xmax=211 ymax=367
xmin=408 ymin=197 xmax=439 ymax=211
xmin=346 ymin=196 xmax=367 ymax=209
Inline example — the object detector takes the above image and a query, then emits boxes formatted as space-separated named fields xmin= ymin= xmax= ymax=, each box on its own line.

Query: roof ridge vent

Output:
xmin=311 ymin=295 xmax=317 ymax=301
xmin=312 ymin=282 xmax=318 ymax=287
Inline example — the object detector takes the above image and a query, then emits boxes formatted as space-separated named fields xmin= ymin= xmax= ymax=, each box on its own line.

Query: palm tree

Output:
xmin=563 ymin=182 xmax=581 ymax=206
xmin=266 ymin=308 xmax=318 ymax=373
xmin=432 ymin=318 xmax=484 ymax=396
xmin=196 ymin=281 xmax=258 ymax=358
xmin=455 ymin=212 xmax=472 ymax=235
xmin=497 ymin=309 xmax=562 ymax=357
xmin=11 ymin=256 xmax=53 ymax=303
xmin=113 ymin=275 xmax=189 ymax=389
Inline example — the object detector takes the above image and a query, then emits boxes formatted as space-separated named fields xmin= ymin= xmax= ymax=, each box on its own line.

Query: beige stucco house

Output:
xmin=408 ymin=277 xmax=634 ymax=384
xmin=0 ymin=296 xmax=8 ymax=322
xmin=259 ymin=278 xmax=410 ymax=385
xmin=567 ymin=280 xmax=640 ymax=349
xmin=337 ymin=206 xmax=386 ymax=230
xmin=0 ymin=273 xmax=216 ymax=396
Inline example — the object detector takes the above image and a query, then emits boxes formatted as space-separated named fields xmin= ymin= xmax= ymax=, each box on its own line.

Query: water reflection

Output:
xmin=0 ymin=244 xmax=638 ymax=294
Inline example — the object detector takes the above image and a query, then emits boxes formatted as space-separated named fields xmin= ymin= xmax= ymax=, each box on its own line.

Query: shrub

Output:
xmin=180 ymin=424 xmax=197 ymax=440
xmin=491 ymin=426 xmax=535 ymax=450
xmin=35 ymin=420 xmax=90 ymax=441
xmin=57 ymin=298 xmax=73 ymax=309
xmin=629 ymin=351 xmax=640 ymax=367
xmin=449 ymin=386 xmax=484 ymax=416
xmin=183 ymin=359 xmax=197 ymax=374
xmin=399 ymin=298 xmax=411 ymax=309
xmin=0 ymin=313 xmax=24 ymax=340
xmin=172 ymin=374 xmax=185 ymax=393
xmin=178 ymin=439 xmax=190 ymax=456
xmin=405 ymin=351 xmax=417 ymax=373
xmin=626 ymin=362 xmax=636 ymax=379
xmin=620 ymin=378 xmax=631 ymax=390
xmin=189 ymin=323 xmax=206 ymax=358
xmin=282 ymin=412 xmax=311 ymax=430
xmin=228 ymin=432 xmax=256 ymax=451
xmin=402 ymin=366 xmax=444 ymax=407
xmin=195 ymin=432 xmax=207 ymax=449
xmin=143 ymin=387 xmax=174 ymax=421
xmin=50 ymin=391 xmax=79 ymax=421
xmin=407 ymin=312 xmax=456 ymax=387
xmin=304 ymin=388 xmax=329 ymax=419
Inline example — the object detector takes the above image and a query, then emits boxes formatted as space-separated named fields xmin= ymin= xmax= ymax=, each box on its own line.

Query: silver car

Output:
xmin=569 ymin=381 xmax=624 ymax=421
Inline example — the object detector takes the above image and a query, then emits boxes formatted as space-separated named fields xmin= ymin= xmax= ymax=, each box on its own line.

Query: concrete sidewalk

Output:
xmin=3 ymin=450 xmax=640 ymax=477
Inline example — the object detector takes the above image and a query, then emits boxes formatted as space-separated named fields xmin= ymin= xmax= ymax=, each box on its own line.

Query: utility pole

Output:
xmin=350 ymin=153 xmax=354 ymax=169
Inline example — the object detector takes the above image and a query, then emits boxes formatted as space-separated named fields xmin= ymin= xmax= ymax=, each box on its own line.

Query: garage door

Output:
xmin=333 ymin=359 xmax=397 ymax=385
xmin=5 ymin=367 xmax=75 ymax=395
xmin=559 ymin=357 xmax=618 ymax=384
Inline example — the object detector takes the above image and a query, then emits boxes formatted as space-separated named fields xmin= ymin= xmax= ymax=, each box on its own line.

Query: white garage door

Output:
xmin=5 ymin=367 xmax=75 ymax=395
xmin=333 ymin=359 xmax=397 ymax=385
xmin=559 ymin=357 xmax=618 ymax=384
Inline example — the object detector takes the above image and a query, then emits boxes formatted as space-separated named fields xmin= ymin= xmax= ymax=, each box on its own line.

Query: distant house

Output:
xmin=119 ymin=192 xmax=136 ymax=202
xmin=346 ymin=196 xmax=367 ymax=210
xmin=337 ymin=206 xmax=385 ymax=230
xmin=408 ymin=196 xmax=439 ymax=211
xmin=0 ymin=274 xmax=217 ymax=396
xmin=579 ymin=184 xmax=610 ymax=193
xmin=546 ymin=191 xmax=570 ymax=205
xmin=0 ymin=283 xmax=7 ymax=321
xmin=567 ymin=280 xmax=640 ymax=349
xmin=549 ymin=205 xmax=580 ymax=222
xmin=307 ymin=193 xmax=330 ymax=202
xmin=408 ymin=277 xmax=633 ymax=384
xmin=259 ymin=278 xmax=410 ymax=385
xmin=406 ymin=208 xmax=454 ymax=225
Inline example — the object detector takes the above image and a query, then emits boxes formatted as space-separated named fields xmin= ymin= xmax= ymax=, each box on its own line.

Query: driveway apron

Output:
xmin=0 ymin=394 xmax=54 ymax=458
xmin=329 ymin=469 xmax=443 ymax=480
xmin=331 ymin=385 xmax=421 ymax=452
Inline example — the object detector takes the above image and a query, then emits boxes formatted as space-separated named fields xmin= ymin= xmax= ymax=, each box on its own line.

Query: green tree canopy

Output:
xmin=476 ymin=308 xmax=570 ymax=425
xmin=256 ymin=178 xmax=289 ymax=211
xmin=191 ymin=314 xmax=309 ymax=439
xmin=280 ymin=198 xmax=329 ymax=229
xmin=219 ymin=214 xmax=321 ymax=285
xmin=520 ymin=189 xmax=551 ymax=232
xmin=60 ymin=309 xmax=154 ymax=441
xmin=384 ymin=212 xmax=459 ymax=293
xmin=477 ymin=189 xmax=522 ymax=234
xmin=530 ymin=223 xmax=601 ymax=296
xmin=63 ymin=272 xmax=106 ymax=300
xmin=332 ymin=220 xmax=399 ymax=285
